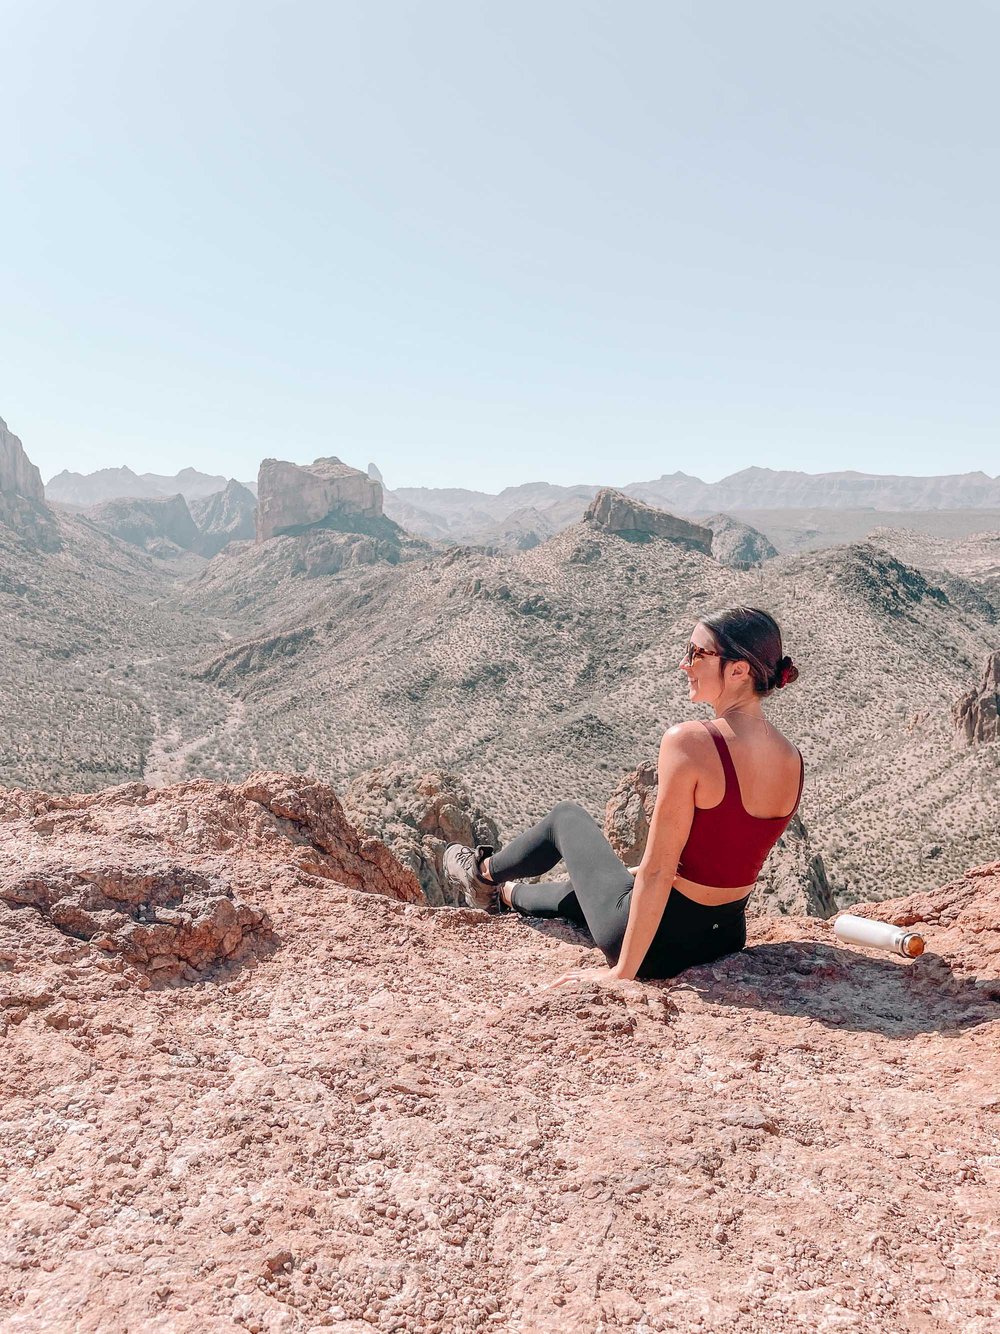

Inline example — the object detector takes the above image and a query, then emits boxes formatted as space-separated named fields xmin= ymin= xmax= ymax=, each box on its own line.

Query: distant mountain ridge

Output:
xmin=47 ymin=465 xmax=257 ymax=507
xmin=46 ymin=460 xmax=1000 ymax=524
xmin=627 ymin=466 xmax=1000 ymax=512
xmin=387 ymin=466 xmax=1000 ymax=537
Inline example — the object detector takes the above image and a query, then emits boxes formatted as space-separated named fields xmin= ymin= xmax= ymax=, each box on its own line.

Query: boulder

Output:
xmin=2 ymin=864 xmax=270 ymax=982
xmin=583 ymin=487 xmax=712 ymax=553
xmin=603 ymin=761 xmax=658 ymax=868
xmin=603 ymin=762 xmax=835 ymax=918
xmin=953 ymin=650 xmax=1000 ymax=744
xmin=256 ymin=456 xmax=384 ymax=543
xmin=342 ymin=765 xmax=500 ymax=906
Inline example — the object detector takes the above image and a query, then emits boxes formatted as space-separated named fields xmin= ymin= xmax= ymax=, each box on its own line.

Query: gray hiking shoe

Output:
xmin=443 ymin=843 xmax=498 ymax=911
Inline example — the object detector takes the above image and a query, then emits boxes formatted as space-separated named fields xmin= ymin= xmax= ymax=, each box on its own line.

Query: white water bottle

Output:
xmin=833 ymin=914 xmax=925 ymax=958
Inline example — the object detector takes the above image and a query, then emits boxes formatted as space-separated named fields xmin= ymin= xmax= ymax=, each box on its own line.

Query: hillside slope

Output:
xmin=3 ymin=500 xmax=997 ymax=904
xmin=177 ymin=522 xmax=999 ymax=904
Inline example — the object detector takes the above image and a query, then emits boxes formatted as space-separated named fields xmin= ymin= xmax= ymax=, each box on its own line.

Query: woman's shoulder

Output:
xmin=665 ymin=719 xmax=802 ymax=765
xmin=660 ymin=720 xmax=715 ymax=758
xmin=767 ymin=725 xmax=802 ymax=760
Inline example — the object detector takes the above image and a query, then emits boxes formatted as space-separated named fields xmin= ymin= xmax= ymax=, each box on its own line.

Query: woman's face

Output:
xmin=679 ymin=623 xmax=724 ymax=704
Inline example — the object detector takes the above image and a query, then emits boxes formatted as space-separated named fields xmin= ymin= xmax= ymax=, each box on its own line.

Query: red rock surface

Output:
xmin=1 ymin=776 xmax=998 ymax=1332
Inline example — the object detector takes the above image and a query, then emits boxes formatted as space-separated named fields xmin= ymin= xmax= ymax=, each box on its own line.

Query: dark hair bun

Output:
xmin=775 ymin=656 xmax=799 ymax=689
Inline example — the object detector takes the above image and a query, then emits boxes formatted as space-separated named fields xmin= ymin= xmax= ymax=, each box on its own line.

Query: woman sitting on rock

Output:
xmin=444 ymin=606 xmax=802 ymax=986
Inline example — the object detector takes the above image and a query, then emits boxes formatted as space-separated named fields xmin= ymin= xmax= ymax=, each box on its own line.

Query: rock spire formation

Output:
xmin=256 ymin=456 xmax=385 ymax=543
xmin=0 ymin=417 xmax=45 ymax=502
xmin=583 ymin=486 xmax=713 ymax=554
xmin=953 ymin=650 xmax=1000 ymax=744
xmin=0 ymin=415 xmax=61 ymax=551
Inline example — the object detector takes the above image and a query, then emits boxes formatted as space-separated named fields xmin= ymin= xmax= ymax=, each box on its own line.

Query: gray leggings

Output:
xmin=488 ymin=800 xmax=749 ymax=979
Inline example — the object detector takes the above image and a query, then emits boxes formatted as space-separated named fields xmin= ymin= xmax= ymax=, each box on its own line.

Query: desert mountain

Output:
xmin=1 ymin=767 xmax=998 ymax=1329
xmin=702 ymin=513 xmax=779 ymax=569
xmin=189 ymin=479 xmax=257 ymax=557
xmin=46 ymin=464 xmax=243 ymax=507
xmin=382 ymin=482 xmax=599 ymax=547
xmin=3 ymin=493 xmax=998 ymax=905
xmin=385 ymin=475 xmax=1000 ymax=555
xmin=628 ymin=465 xmax=1000 ymax=511
xmin=3 ymin=428 xmax=999 ymax=911
xmin=80 ymin=482 xmax=258 ymax=560
xmin=82 ymin=493 xmax=202 ymax=557
xmin=175 ymin=512 xmax=997 ymax=906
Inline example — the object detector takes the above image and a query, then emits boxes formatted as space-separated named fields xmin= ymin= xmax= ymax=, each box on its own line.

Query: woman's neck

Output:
xmin=713 ymin=695 xmax=766 ymax=726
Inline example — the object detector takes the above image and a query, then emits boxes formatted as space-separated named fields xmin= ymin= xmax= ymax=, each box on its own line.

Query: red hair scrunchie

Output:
xmin=778 ymin=660 xmax=794 ymax=688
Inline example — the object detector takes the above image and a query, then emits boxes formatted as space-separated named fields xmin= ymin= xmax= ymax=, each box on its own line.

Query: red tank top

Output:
xmin=675 ymin=720 xmax=805 ymax=889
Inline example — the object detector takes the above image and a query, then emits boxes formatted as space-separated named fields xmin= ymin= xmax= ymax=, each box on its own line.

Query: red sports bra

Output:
xmin=675 ymin=720 xmax=805 ymax=890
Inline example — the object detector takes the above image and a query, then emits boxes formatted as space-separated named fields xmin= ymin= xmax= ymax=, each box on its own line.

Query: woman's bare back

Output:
xmin=671 ymin=717 xmax=802 ymax=905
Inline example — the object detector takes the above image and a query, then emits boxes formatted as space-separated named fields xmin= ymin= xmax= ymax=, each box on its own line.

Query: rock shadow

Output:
xmin=675 ymin=940 xmax=1000 ymax=1038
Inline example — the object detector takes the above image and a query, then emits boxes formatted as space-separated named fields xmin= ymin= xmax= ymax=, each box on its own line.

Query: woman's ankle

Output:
xmin=479 ymin=855 xmax=515 ymax=909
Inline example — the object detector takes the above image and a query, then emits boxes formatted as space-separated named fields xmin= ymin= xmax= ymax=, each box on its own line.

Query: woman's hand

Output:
xmin=541 ymin=965 xmax=629 ymax=991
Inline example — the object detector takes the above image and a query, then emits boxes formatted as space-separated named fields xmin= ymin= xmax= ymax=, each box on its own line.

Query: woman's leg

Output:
xmin=499 ymin=878 xmax=585 ymax=924
xmin=488 ymin=801 xmax=634 ymax=963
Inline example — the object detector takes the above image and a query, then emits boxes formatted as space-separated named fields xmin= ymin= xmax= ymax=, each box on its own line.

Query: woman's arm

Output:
xmin=610 ymin=726 xmax=699 ymax=981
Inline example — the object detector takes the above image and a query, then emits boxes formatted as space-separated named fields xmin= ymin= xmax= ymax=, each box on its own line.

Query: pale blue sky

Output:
xmin=2 ymin=1 xmax=997 ymax=491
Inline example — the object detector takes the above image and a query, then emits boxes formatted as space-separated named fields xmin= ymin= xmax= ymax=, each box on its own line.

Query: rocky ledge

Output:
xmin=1 ymin=773 xmax=997 ymax=1331
xmin=584 ymin=486 xmax=713 ymax=554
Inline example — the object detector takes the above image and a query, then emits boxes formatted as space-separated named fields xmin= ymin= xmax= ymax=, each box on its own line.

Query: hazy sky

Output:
xmin=3 ymin=1 xmax=998 ymax=491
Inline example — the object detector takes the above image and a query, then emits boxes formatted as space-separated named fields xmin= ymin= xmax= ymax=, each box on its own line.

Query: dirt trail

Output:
xmin=144 ymin=696 xmax=250 ymax=786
